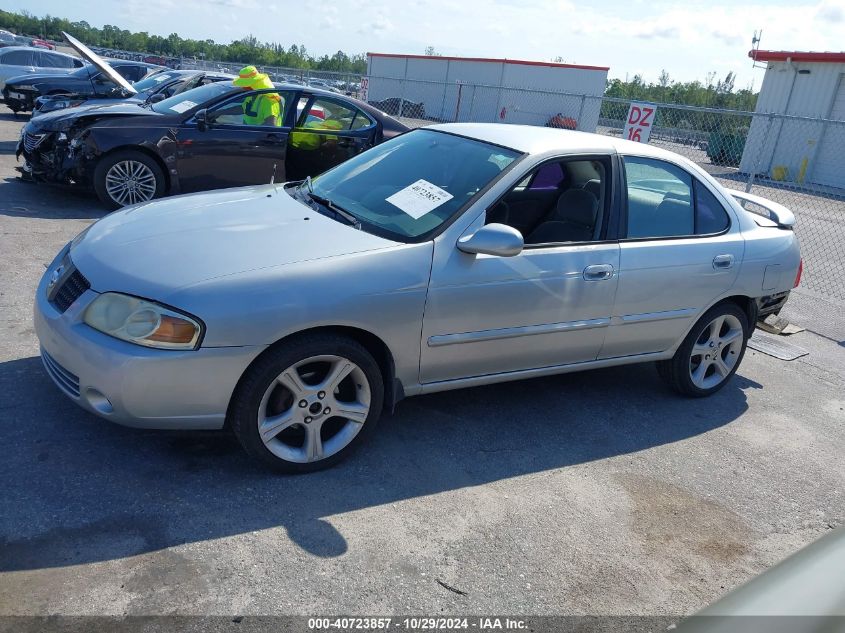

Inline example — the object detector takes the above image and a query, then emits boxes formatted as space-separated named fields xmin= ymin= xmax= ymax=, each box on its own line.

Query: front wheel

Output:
xmin=230 ymin=334 xmax=384 ymax=473
xmin=657 ymin=303 xmax=749 ymax=397
xmin=93 ymin=150 xmax=166 ymax=210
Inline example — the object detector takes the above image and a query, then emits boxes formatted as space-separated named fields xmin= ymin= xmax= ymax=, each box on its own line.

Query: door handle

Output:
xmin=263 ymin=133 xmax=286 ymax=144
xmin=713 ymin=254 xmax=734 ymax=269
xmin=583 ymin=264 xmax=614 ymax=281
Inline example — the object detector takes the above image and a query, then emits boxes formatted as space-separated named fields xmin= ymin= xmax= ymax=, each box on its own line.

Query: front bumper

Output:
xmin=2 ymin=87 xmax=36 ymax=111
xmin=34 ymin=249 xmax=266 ymax=429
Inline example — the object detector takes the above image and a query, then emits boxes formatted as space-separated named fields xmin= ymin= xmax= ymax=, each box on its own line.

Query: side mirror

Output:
xmin=148 ymin=93 xmax=166 ymax=104
xmin=194 ymin=108 xmax=208 ymax=132
xmin=457 ymin=223 xmax=524 ymax=257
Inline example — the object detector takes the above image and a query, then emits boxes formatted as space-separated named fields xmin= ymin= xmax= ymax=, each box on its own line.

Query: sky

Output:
xmin=6 ymin=0 xmax=845 ymax=89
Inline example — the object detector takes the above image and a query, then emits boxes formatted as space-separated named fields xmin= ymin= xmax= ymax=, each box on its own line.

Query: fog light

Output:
xmin=85 ymin=388 xmax=113 ymax=414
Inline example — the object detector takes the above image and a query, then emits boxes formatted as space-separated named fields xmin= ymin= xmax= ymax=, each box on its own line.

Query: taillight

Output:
xmin=793 ymin=259 xmax=803 ymax=288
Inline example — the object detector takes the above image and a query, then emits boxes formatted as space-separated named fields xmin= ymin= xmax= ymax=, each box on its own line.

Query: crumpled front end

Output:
xmin=16 ymin=123 xmax=96 ymax=187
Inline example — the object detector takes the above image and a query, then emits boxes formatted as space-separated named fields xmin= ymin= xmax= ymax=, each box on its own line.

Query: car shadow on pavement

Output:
xmin=0 ymin=177 xmax=105 ymax=220
xmin=0 ymin=354 xmax=760 ymax=570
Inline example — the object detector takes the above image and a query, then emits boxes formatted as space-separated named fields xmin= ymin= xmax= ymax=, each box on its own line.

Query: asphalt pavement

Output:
xmin=1 ymin=110 xmax=843 ymax=618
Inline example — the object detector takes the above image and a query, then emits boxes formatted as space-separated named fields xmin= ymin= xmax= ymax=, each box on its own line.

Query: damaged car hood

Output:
xmin=31 ymin=102 xmax=162 ymax=130
xmin=70 ymin=185 xmax=398 ymax=300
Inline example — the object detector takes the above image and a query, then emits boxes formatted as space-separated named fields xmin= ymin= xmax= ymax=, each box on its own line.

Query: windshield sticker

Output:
xmin=386 ymin=179 xmax=454 ymax=219
xmin=152 ymin=74 xmax=171 ymax=83
xmin=169 ymin=100 xmax=197 ymax=114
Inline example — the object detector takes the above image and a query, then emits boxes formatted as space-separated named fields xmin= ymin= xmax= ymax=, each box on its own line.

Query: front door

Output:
xmin=175 ymin=89 xmax=294 ymax=193
xmin=420 ymin=156 xmax=620 ymax=384
xmin=286 ymin=95 xmax=377 ymax=181
xmin=599 ymin=155 xmax=744 ymax=359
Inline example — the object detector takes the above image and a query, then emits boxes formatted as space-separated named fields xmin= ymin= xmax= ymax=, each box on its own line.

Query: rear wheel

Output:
xmin=230 ymin=334 xmax=384 ymax=473
xmin=657 ymin=303 xmax=749 ymax=397
xmin=93 ymin=150 xmax=166 ymax=210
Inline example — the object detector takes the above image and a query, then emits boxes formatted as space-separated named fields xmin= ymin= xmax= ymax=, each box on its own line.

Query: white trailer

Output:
xmin=366 ymin=53 xmax=609 ymax=131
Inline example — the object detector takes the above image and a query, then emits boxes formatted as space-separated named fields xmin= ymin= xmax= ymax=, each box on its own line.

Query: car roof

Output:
xmin=426 ymin=122 xmax=682 ymax=160
xmin=1 ymin=46 xmax=75 ymax=57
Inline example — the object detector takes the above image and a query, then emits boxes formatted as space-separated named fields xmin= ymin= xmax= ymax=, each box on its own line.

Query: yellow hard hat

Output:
xmin=233 ymin=65 xmax=271 ymax=88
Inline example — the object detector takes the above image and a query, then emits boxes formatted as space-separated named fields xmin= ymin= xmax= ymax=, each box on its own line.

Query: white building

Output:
xmin=365 ymin=53 xmax=609 ymax=131
xmin=740 ymin=50 xmax=845 ymax=189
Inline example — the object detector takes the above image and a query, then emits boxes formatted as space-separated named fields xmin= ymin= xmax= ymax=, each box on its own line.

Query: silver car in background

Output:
xmin=34 ymin=124 xmax=801 ymax=472
xmin=0 ymin=46 xmax=84 ymax=95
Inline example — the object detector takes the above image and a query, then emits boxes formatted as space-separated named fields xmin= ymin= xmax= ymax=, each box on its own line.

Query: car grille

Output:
xmin=41 ymin=349 xmax=81 ymax=398
xmin=22 ymin=131 xmax=47 ymax=153
xmin=50 ymin=267 xmax=91 ymax=313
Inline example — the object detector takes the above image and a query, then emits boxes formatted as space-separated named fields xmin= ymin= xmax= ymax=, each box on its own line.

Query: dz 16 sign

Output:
xmin=623 ymin=102 xmax=656 ymax=143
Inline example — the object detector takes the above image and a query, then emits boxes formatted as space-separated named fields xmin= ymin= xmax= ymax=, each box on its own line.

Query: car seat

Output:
xmin=526 ymin=189 xmax=598 ymax=244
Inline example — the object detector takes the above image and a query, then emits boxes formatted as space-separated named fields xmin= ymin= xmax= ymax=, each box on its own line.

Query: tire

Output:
xmin=93 ymin=150 xmax=166 ymax=210
xmin=229 ymin=334 xmax=384 ymax=473
xmin=656 ymin=302 xmax=749 ymax=397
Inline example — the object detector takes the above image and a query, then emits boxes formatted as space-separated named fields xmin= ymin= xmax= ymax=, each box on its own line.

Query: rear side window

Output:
xmin=2 ymin=50 xmax=34 ymax=65
xmin=623 ymin=157 xmax=730 ymax=238
xmin=694 ymin=181 xmax=730 ymax=234
xmin=624 ymin=156 xmax=693 ymax=238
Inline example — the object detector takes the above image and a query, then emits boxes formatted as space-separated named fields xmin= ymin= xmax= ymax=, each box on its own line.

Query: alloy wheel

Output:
xmin=257 ymin=354 xmax=371 ymax=464
xmin=689 ymin=314 xmax=744 ymax=389
xmin=105 ymin=160 xmax=157 ymax=206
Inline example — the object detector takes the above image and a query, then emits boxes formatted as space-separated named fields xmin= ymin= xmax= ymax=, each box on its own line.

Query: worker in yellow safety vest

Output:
xmin=232 ymin=65 xmax=282 ymax=126
xmin=289 ymin=111 xmax=345 ymax=150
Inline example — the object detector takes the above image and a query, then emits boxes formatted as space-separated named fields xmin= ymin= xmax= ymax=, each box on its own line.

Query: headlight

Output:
xmin=84 ymin=292 xmax=203 ymax=350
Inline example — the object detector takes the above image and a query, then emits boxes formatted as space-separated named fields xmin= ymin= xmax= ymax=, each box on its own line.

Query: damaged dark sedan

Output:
xmin=17 ymin=80 xmax=408 ymax=208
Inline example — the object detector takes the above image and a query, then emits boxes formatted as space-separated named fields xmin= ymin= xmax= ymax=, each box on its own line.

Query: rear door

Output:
xmin=175 ymin=89 xmax=296 ymax=192
xmin=286 ymin=94 xmax=378 ymax=181
xmin=0 ymin=49 xmax=36 ymax=88
xmin=599 ymin=155 xmax=743 ymax=359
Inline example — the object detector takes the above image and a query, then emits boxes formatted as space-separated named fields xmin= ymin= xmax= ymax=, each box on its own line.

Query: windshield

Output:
xmin=151 ymin=81 xmax=232 ymax=114
xmin=132 ymin=71 xmax=181 ymax=94
xmin=309 ymin=129 xmax=521 ymax=240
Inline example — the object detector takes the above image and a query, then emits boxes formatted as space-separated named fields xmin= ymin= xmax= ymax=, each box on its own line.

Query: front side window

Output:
xmin=486 ymin=158 xmax=607 ymax=244
xmin=208 ymin=90 xmax=292 ymax=127
xmin=623 ymin=156 xmax=730 ymax=238
xmin=38 ymin=52 xmax=75 ymax=69
xmin=307 ymin=129 xmax=520 ymax=240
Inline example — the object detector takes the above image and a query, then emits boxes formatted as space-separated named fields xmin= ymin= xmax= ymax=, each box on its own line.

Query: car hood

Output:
xmin=70 ymin=184 xmax=398 ymax=300
xmin=32 ymin=101 xmax=160 ymax=129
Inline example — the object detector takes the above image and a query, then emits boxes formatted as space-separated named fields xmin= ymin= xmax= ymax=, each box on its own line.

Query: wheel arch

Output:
xmin=226 ymin=325 xmax=402 ymax=427
xmin=712 ymin=294 xmax=758 ymax=332
xmin=94 ymin=144 xmax=172 ymax=193
xmin=666 ymin=294 xmax=758 ymax=357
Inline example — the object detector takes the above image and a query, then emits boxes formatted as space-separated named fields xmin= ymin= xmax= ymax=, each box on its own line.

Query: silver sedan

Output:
xmin=35 ymin=123 xmax=801 ymax=472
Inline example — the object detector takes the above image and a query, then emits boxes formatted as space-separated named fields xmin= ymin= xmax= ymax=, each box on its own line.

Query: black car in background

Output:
xmin=17 ymin=81 xmax=409 ymax=208
xmin=2 ymin=59 xmax=164 ymax=112
xmin=33 ymin=69 xmax=234 ymax=117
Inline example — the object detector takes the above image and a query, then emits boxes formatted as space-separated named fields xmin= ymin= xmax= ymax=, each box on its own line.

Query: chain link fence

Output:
xmin=367 ymin=75 xmax=845 ymax=339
